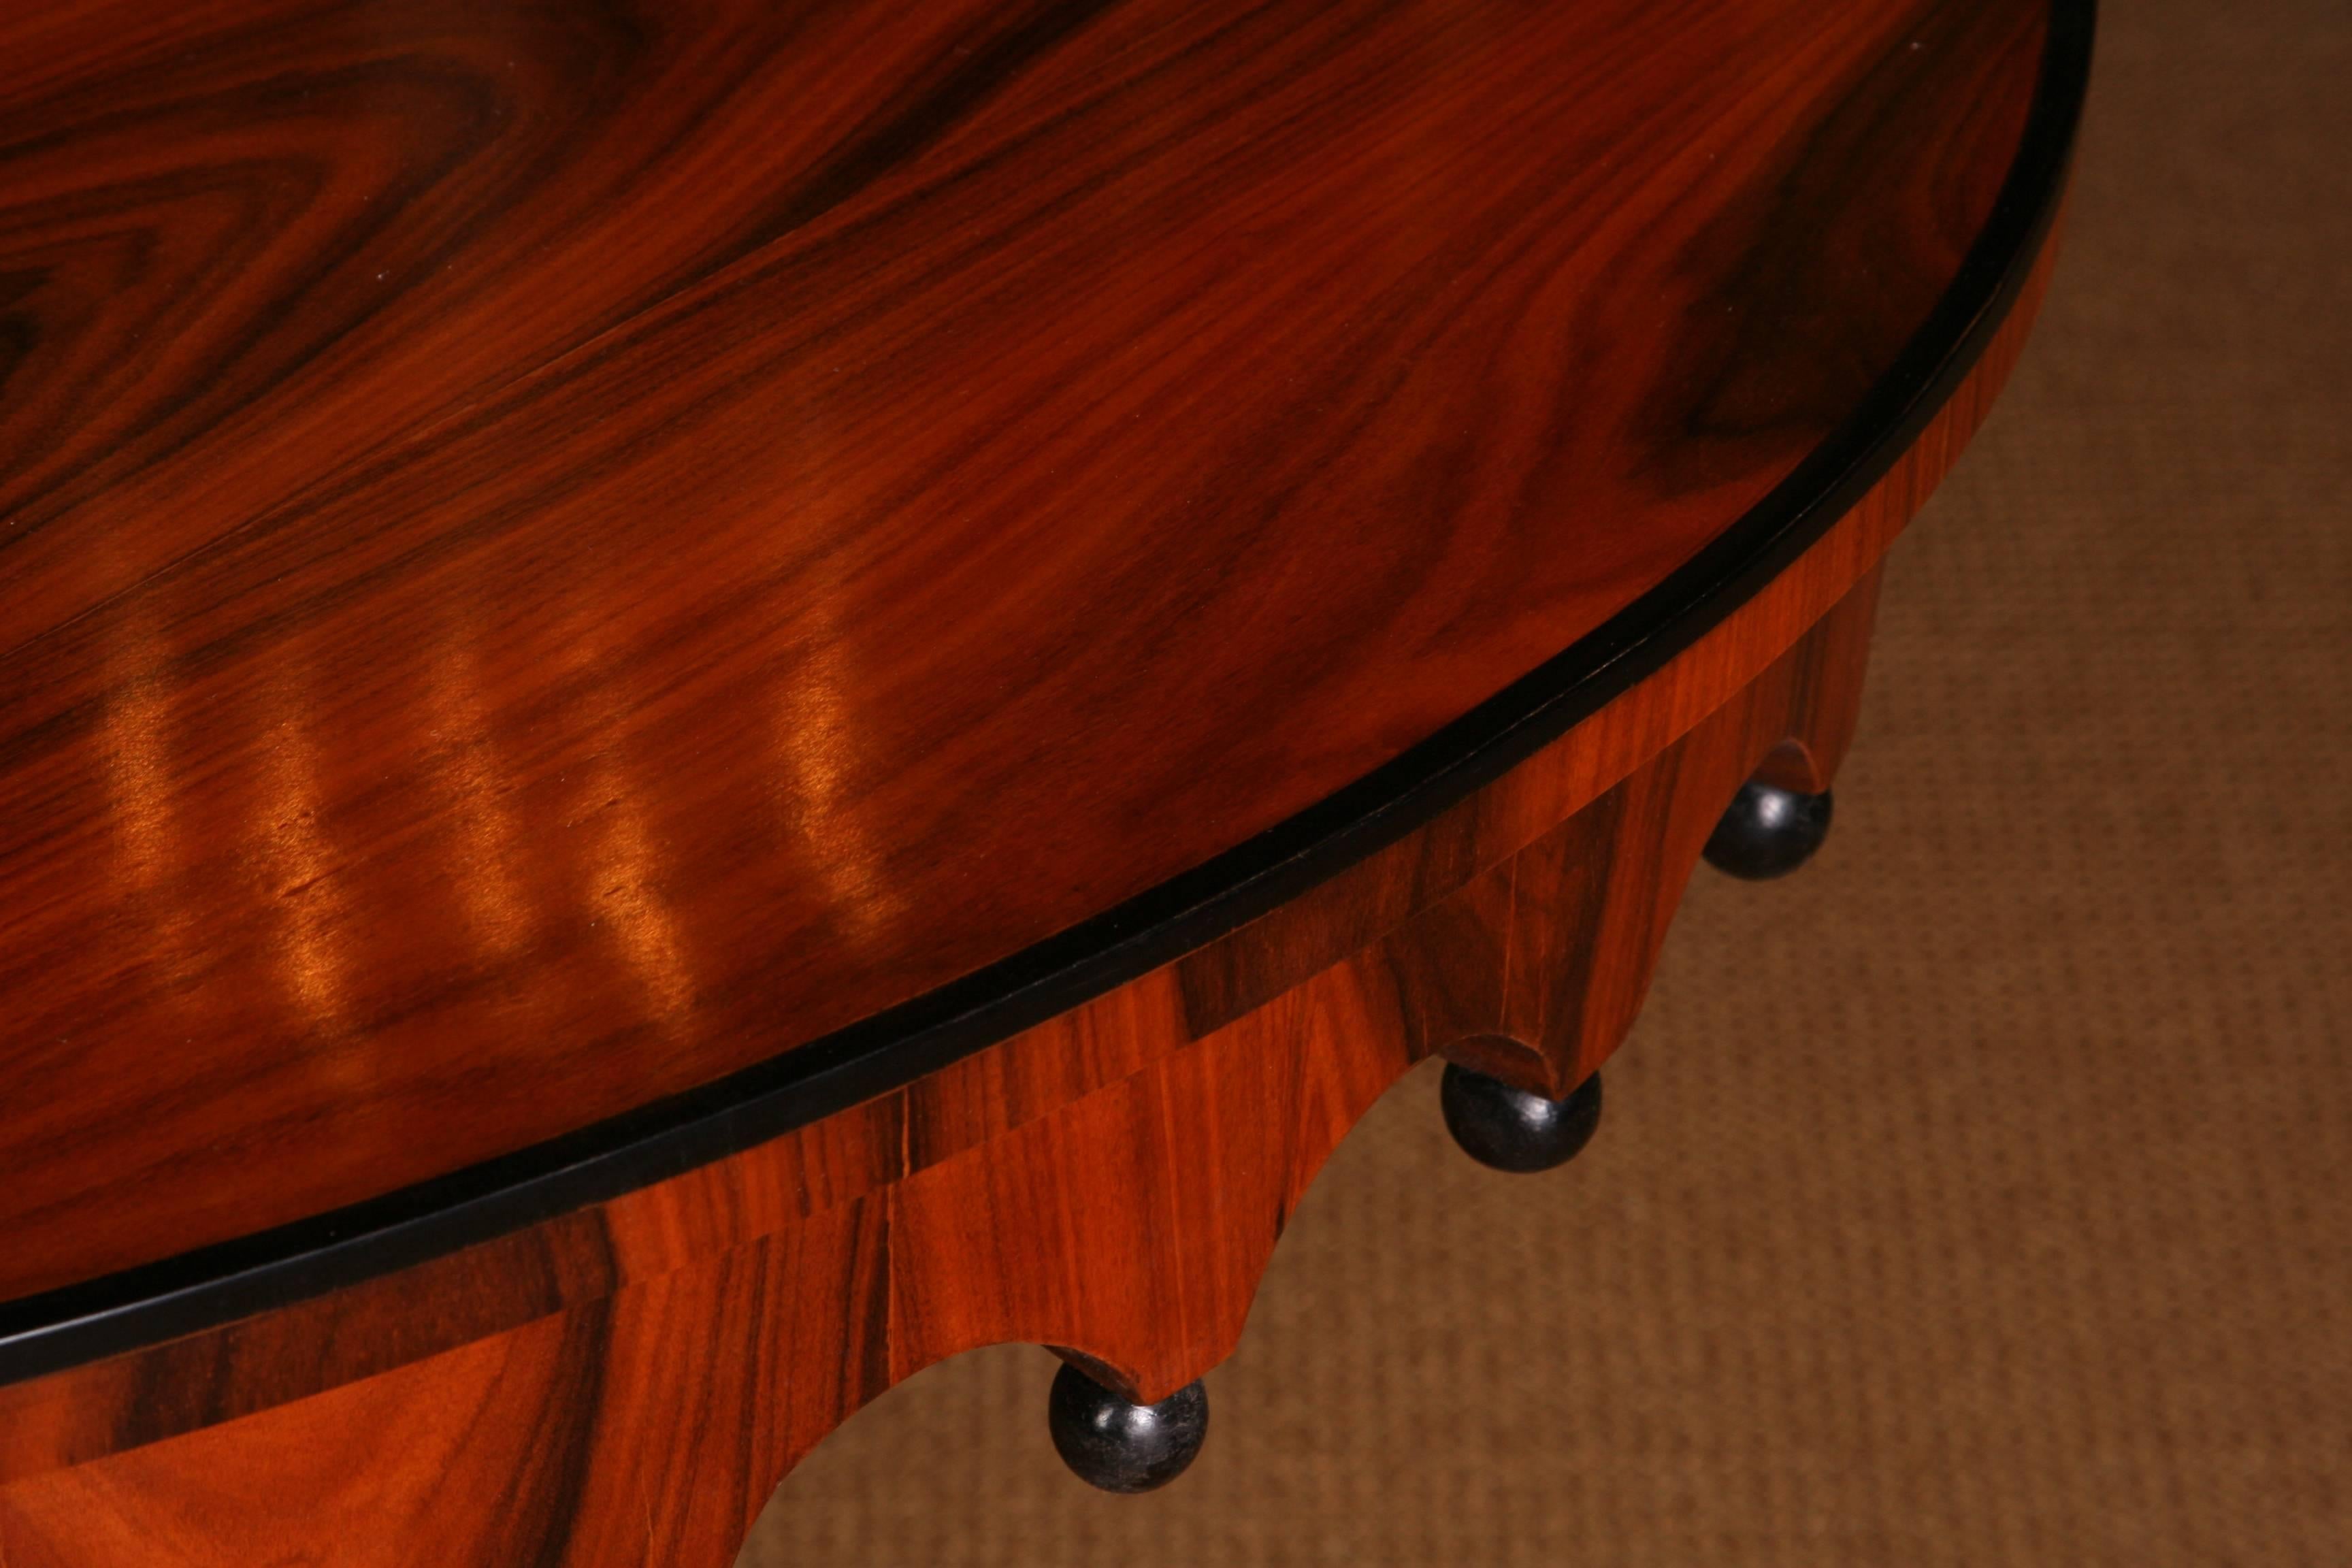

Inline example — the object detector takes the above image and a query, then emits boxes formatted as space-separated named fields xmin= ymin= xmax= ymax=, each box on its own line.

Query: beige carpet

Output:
xmin=743 ymin=1 xmax=2352 ymax=1561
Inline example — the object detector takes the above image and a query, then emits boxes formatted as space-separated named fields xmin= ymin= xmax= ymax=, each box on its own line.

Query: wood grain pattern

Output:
xmin=0 ymin=0 xmax=2053 ymax=1307
xmin=0 ymin=206 xmax=2063 ymax=1565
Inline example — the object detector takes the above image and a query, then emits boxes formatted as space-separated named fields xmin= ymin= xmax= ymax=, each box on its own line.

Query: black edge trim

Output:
xmin=0 ymin=0 xmax=2093 ymax=1385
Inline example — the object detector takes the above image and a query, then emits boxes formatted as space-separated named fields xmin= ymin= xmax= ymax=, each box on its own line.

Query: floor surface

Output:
xmin=743 ymin=2 xmax=2351 ymax=1561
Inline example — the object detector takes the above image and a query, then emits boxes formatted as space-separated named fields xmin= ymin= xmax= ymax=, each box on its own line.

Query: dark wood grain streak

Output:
xmin=0 ymin=212 xmax=2062 ymax=1568
xmin=0 ymin=0 xmax=1111 ymax=553
xmin=0 ymin=0 xmax=2054 ymax=1308
xmin=1656 ymin=0 xmax=2042 ymax=478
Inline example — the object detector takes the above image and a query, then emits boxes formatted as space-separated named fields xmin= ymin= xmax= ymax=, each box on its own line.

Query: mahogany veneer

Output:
xmin=0 ymin=0 xmax=2088 ymax=1559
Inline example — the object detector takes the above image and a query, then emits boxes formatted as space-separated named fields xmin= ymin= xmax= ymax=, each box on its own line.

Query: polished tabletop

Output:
xmin=0 ymin=0 xmax=2052 ymax=1316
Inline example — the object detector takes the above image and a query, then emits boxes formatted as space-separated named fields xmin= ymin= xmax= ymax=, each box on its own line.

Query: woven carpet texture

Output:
xmin=743 ymin=0 xmax=2351 ymax=1561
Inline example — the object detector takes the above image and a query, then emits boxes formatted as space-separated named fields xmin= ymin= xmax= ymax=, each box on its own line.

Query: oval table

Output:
xmin=0 ymin=0 xmax=2090 ymax=1558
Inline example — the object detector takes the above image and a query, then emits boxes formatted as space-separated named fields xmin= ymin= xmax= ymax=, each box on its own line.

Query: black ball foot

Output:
xmin=1440 ymin=1064 xmax=1603 ymax=1174
xmin=1046 ymin=1363 xmax=1209 ymax=1494
xmin=1703 ymin=780 xmax=1832 ymax=881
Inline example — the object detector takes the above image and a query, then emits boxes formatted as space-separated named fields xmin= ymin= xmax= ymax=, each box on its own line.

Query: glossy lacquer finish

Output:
xmin=1 ymin=0 xmax=2053 ymax=1339
xmin=0 ymin=163 xmax=2076 ymax=1568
